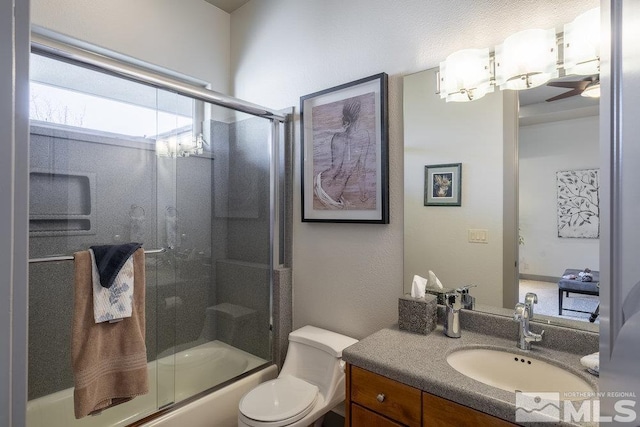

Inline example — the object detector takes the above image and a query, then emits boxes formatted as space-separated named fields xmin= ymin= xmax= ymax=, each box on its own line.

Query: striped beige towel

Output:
xmin=72 ymin=248 xmax=148 ymax=419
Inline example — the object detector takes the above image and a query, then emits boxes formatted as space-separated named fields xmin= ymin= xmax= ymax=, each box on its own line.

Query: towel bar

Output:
xmin=29 ymin=247 xmax=166 ymax=264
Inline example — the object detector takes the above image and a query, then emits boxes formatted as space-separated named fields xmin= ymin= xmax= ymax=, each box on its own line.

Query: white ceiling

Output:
xmin=204 ymin=0 xmax=250 ymax=13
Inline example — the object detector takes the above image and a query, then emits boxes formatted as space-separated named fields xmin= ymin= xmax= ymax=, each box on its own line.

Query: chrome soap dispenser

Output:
xmin=443 ymin=291 xmax=462 ymax=338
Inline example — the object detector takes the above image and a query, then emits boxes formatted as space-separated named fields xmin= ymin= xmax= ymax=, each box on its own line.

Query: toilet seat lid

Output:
xmin=239 ymin=376 xmax=319 ymax=422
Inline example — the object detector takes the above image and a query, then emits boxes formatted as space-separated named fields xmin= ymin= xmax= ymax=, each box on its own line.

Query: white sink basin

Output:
xmin=446 ymin=348 xmax=595 ymax=398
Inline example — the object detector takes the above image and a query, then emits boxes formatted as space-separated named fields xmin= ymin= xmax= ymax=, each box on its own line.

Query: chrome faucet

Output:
xmin=456 ymin=284 xmax=477 ymax=310
xmin=444 ymin=292 xmax=462 ymax=338
xmin=513 ymin=301 xmax=544 ymax=350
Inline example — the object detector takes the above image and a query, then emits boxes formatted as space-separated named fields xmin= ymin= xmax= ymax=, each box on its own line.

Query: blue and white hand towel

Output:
xmin=89 ymin=249 xmax=135 ymax=323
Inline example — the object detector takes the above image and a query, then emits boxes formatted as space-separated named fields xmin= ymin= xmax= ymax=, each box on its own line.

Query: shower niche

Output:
xmin=29 ymin=169 xmax=95 ymax=236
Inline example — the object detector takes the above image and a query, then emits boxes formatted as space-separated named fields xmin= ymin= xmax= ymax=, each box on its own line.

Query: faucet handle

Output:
xmin=524 ymin=292 xmax=538 ymax=319
xmin=524 ymin=292 xmax=538 ymax=304
xmin=528 ymin=329 xmax=544 ymax=343
xmin=456 ymin=284 xmax=477 ymax=293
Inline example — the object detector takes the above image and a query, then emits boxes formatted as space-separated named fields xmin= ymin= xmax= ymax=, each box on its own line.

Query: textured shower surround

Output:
xmin=28 ymin=115 xmax=275 ymax=400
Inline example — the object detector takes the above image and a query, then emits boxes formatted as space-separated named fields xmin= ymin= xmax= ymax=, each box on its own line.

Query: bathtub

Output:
xmin=27 ymin=340 xmax=275 ymax=427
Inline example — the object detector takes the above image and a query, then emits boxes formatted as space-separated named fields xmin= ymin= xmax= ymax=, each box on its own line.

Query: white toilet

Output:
xmin=237 ymin=325 xmax=358 ymax=427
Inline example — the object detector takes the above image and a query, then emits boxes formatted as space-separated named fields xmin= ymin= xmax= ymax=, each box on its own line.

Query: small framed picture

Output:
xmin=424 ymin=163 xmax=462 ymax=206
xmin=300 ymin=73 xmax=389 ymax=223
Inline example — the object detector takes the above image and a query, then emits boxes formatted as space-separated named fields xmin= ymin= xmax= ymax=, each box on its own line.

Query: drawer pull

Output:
xmin=376 ymin=393 xmax=385 ymax=403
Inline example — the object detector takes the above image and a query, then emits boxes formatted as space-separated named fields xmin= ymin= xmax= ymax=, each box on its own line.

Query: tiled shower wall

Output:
xmin=28 ymin=114 xmax=276 ymax=400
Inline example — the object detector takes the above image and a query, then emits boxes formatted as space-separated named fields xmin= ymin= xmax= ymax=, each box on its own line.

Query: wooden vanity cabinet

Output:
xmin=345 ymin=364 xmax=518 ymax=427
xmin=421 ymin=392 xmax=517 ymax=427
xmin=348 ymin=364 xmax=422 ymax=426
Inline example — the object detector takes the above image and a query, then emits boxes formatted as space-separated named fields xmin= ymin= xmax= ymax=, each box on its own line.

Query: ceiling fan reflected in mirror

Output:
xmin=545 ymin=75 xmax=600 ymax=102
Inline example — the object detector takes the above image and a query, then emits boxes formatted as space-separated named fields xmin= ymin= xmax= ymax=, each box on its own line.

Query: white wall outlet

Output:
xmin=468 ymin=229 xmax=489 ymax=243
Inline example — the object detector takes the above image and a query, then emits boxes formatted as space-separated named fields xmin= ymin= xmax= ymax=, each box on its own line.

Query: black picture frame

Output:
xmin=424 ymin=163 xmax=462 ymax=206
xmin=300 ymin=73 xmax=389 ymax=223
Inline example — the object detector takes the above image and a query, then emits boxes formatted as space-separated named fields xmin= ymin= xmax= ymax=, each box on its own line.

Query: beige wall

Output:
xmin=31 ymin=0 xmax=231 ymax=93
xmin=404 ymin=69 xmax=508 ymax=307
xmin=230 ymin=0 xmax=597 ymax=339
xmin=519 ymin=116 xmax=600 ymax=277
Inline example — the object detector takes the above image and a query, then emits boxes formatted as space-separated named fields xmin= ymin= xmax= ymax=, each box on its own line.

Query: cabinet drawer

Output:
xmin=422 ymin=392 xmax=517 ymax=427
xmin=351 ymin=366 xmax=422 ymax=427
xmin=351 ymin=403 xmax=404 ymax=427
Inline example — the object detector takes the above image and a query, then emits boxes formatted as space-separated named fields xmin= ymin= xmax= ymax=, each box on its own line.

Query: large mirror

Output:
xmin=403 ymin=44 xmax=599 ymax=332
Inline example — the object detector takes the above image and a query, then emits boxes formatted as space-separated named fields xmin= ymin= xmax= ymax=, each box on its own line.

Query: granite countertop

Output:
xmin=342 ymin=325 xmax=599 ymax=427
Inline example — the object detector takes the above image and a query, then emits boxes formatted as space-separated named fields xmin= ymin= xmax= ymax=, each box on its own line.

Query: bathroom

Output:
xmin=2 ymin=0 xmax=639 ymax=426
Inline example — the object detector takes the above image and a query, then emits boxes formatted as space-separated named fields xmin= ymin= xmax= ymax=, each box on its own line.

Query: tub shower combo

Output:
xmin=26 ymin=34 xmax=290 ymax=426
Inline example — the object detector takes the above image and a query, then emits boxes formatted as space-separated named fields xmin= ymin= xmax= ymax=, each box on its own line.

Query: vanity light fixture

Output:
xmin=436 ymin=7 xmax=601 ymax=102
xmin=439 ymin=48 xmax=493 ymax=102
xmin=494 ymin=28 xmax=558 ymax=91
xmin=563 ymin=7 xmax=600 ymax=76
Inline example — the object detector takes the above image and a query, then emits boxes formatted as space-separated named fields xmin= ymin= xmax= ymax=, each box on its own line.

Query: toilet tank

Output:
xmin=279 ymin=326 xmax=358 ymax=398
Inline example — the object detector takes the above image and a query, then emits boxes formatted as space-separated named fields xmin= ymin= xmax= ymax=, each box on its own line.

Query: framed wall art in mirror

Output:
xmin=300 ymin=73 xmax=389 ymax=223
xmin=556 ymin=168 xmax=600 ymax=238
xmin=424 ymin=163 xmax=462 ymax=206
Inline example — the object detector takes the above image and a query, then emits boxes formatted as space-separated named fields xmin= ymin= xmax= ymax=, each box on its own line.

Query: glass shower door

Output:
xmin=154 ymin=101 xmax=275 ymax=405
xmin=27 ymin=52 xmax=181 ymax=425
xmin=27 ymin=50 xmax=275 ymax=426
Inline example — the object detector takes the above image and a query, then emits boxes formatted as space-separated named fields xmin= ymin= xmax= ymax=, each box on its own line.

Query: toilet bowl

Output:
xmin=237 ymin=326 xmax=358 ymax=427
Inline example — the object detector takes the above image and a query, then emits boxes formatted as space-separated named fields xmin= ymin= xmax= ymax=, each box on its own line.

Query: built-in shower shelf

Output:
xmin=29 ymin=217 xmax=92 ymax=232
xmin=29 ymin=170 xmax=96 ymax=236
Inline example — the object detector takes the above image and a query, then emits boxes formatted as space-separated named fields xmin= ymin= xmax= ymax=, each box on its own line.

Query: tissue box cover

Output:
xmin=398 ymin=294 xmax=437 ymax=335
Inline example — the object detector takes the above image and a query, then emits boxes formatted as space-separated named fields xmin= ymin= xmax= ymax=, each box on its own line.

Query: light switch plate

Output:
xmin=468 ymin=229 xmax=488 ymax=243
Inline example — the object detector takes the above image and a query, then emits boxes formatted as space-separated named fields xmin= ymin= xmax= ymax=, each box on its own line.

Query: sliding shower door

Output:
xmin=27 ymin=51 xmax=274 ymax=426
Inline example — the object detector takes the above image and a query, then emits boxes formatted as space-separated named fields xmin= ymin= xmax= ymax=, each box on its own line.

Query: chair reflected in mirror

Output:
xmin=557 ymin=268 xmax=600 ymax=323
xmin=519 ymin=271 xmax=600 ymax=324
